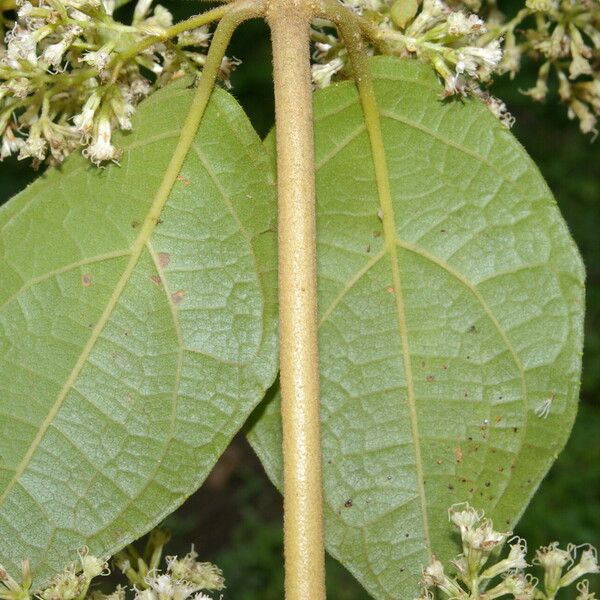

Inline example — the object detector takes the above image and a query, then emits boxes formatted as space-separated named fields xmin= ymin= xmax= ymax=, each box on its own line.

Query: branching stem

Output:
xmin=110 ymin=4 xmax=231 ymax=76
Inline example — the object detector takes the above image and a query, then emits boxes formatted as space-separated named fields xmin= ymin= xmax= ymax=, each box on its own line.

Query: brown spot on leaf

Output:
xmin=387 ymin=286 xmax=395 ymax=294
xmin=176 ymin=174 xmax=191 ymax=186
xmin=454 ymin=447 xmax=463 ymax=463
xmin=171 ymin=290 xmax=185 ymax=305
xmin=426 ymin=375 xmax=435 ymax=382
xmin=344 ymin=499 xmax=353 ymax=508
xmin=131 ymin=219 xmax=141 ymax=229
xmin=150 ymin=275 xmax=162 ymax=286
xmin=159 ymin=252 xmax=171 ymax=268
xmin=82 ymin=274 xmax=92 ymax=287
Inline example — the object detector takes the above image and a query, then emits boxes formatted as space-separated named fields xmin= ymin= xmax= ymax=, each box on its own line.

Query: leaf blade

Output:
xmin=249 ymin=56 xmax=584 ymax=599
xmin=0 ymin=83 xmax=278 ymax=583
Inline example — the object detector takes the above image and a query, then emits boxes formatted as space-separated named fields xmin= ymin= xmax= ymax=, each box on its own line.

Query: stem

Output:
xmin=111 ymin=4 xmax=230 ymax=72
xmin=267 ymin=3 xmax=326 ymax=599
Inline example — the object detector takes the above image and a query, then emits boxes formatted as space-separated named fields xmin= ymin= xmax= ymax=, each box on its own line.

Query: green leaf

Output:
xmin=0 ymin=83 xmax=278 ymax=583
xmin=248 ymin=56 xmax=585 ymax=599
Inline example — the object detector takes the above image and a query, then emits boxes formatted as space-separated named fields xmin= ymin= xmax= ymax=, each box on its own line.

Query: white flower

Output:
xmin=482 ymin=537 xmax=528 ymax=579
xmin=166 ymin=550 xmax=225 ymax=590
xmin=460 ymin=40 xmax=503 ymax=73
xmin=463 ymin=518 xmax=509 ymax=552
xmin=73 ymin=91 xmax=102 ymax=136
xmin=1 ymin=127 xmax=25 ymax=160
xmin=42 ymin=39 xmax=70 ymax=67
xmin=449 ymin=503 xmax=482 ymax=532
xmin=5 ymin=25 xmax=38 ymax=66
xmin=79 ymin=47 xmax=112 ymax=71
xmin=142 ymin=5 xmax=173 ymax=31
xmin=6 ymin=77 xmax=33 ymax=99
xmin=78 ymin=551 xmax=107 ymax=579
xmin=18 ymin=128 xmax=47 ymax=161
xmin=560 ymin=546 xmax=600 ymax=588
xmin=134 ymin=589 xmax=157 ymax=600
xmin=447 ymin=12 xmax=485 ymax=37
xmin=177 ymin=26 xmax=211 ymax=47
xmin=145 ymin=573 xmax=174 ymax=596
xmin=111 ymin=94 xmax=135 ymax=130
xmin=16 ymin=2 xmax=35 ymax=21
xmin=569 ymin=52 xmax=592 ymax=79
xmin=83 ymin=116 xmax=121 ymax=165
xmin=422 ymin=559 xmax=446 ymax=586
xmin=133 ymin=0 xmax=153 ymax=23
xmin=502 ymin=572 xmax=536 ymax=599
xmin=407 ymin=0 xmax=448 ymax=36
xmin=456 ymin=52 xmax=479 ymax=76
xmin=312 ymin=56 xmax=344 ymax=88
xmin=534 ymin=542 xmax=572 ymax=593
xmin=422 ymin=558 xmax=464 ymax=597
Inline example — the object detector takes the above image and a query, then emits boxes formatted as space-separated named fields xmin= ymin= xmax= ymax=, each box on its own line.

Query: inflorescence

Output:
xmin=311 ymin=0 xmax=600 ymax=134
xmin=416 ymin=502 xmax=599 ymax=600
xmin=0 ymin=0 xmax=238 ymax=166
xmin=0 ymin=531 xmax=225 ymax=600
xmin=1 ymin=0 xmax=598 ymax=167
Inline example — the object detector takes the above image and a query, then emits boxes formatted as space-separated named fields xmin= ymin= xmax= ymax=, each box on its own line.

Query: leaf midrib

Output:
xmin=314 ymin=69 xmax=532 ymax=536
xmin=360 ymin=73 xmax=433 ymax=557
xmin=0 ymin=112 xmax=199 ymax=509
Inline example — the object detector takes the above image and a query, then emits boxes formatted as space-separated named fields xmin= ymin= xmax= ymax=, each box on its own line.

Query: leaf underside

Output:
xmin=0 ymin=83 xmax=278 ymax=584
xmin=248 ymin=56 xmax=585 ymax=600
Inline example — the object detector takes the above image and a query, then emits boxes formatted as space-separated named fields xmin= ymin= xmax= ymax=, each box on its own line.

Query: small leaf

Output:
xmin=0 ymin=83 xmax=278 ymax=583
xmin=249 ymin=57 xmax=584 ymax=600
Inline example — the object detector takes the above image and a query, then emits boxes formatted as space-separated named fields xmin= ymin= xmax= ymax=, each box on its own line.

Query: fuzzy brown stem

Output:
xmin=267 ymin=2 xmax=326 ymax=598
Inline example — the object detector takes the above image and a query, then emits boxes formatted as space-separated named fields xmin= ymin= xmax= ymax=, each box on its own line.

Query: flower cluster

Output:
xmin=0 ymin=0 xmax=237 ymax=166
xmin=311 ymin=0 xmax=513 ymax=126
xmin=503 ymin=0 xmax=600 ymax=136
xmin=1 ymin=548 xmax=108 ymax=600
xmin=311 ymin=0 xmax=600 ymax=133
xmin=1 ymin=533 xmax=224 ymax=600
xmin=131 ymin=551 xmax=224 ymax=600
xmin=416 ymin=503 xmax=599 ymax=600
xmin=114 ymin=531 xmax=224 ymax=600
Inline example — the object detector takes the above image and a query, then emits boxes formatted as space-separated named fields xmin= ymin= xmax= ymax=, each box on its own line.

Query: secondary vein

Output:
xmin=0 ymin=6 xmax=240 ymax=506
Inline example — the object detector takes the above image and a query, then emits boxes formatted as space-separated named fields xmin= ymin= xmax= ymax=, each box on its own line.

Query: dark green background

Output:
xmin=1 ymin=13 xmax=598 ymax=600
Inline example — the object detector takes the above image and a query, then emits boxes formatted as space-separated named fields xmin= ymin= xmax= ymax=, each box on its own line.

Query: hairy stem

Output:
xmin=267 ymin=2 xmax=326 ymax=599
xmin=111 ymin=4 xmax=230 ymax=73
